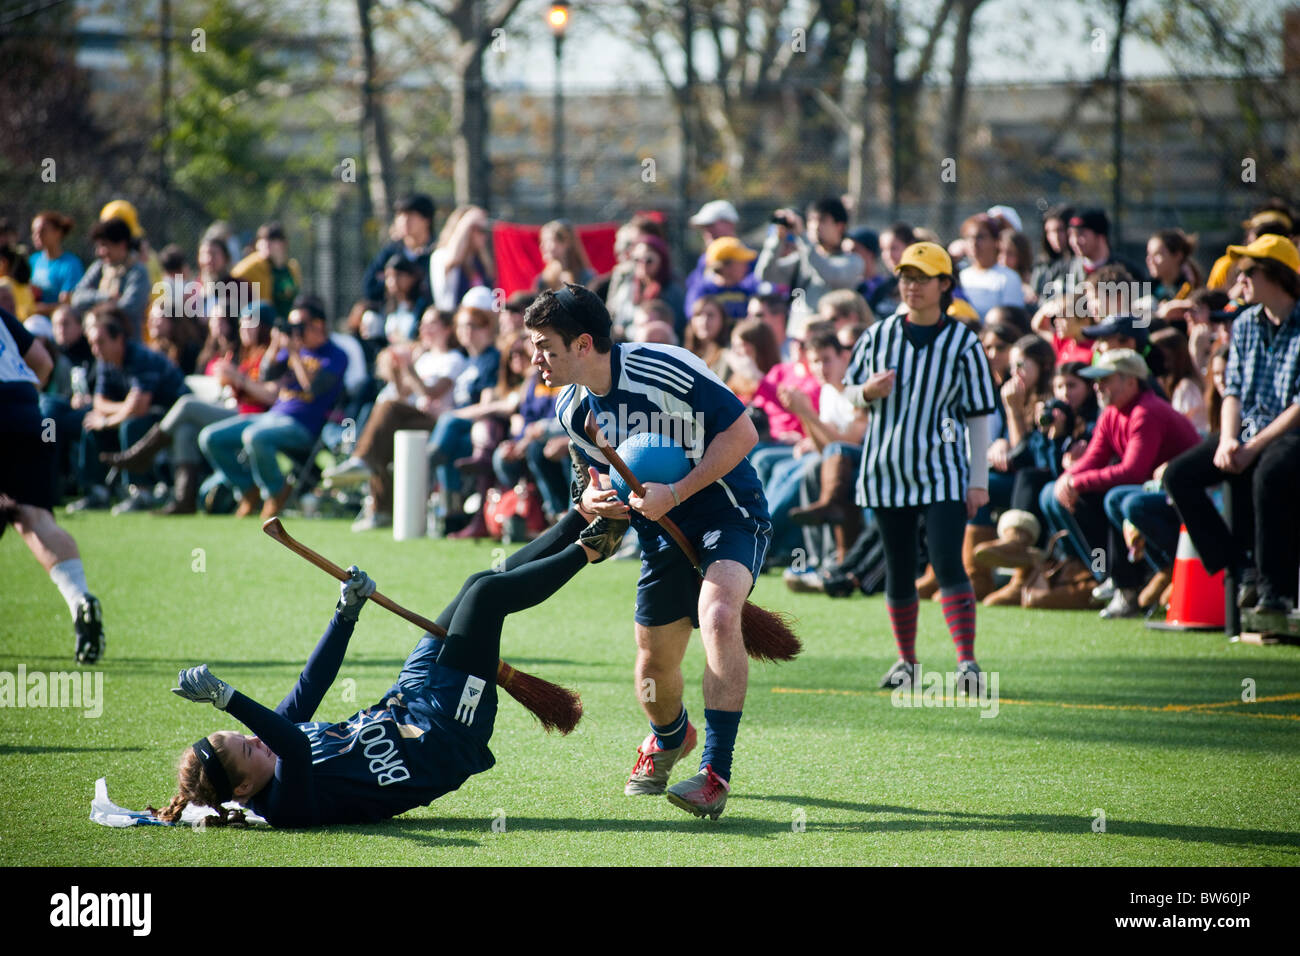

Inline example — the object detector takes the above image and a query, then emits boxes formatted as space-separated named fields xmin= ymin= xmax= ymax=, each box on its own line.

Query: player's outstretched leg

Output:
xmin=10 ymin=502 xmax=104 ymax=663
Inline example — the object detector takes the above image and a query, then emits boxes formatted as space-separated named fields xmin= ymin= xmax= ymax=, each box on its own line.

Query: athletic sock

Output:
xmin=49 ymin=559 xmax=89 ymax=620
xmin=700 ymin=708 xmax=741 ymax=782
xmin=651 ymin=706 xmax=688 ymax=751
xmin=939 ymin=583 xmax=977 ymax=663
xmin=885 ymin=597 xmax=919 ymax=664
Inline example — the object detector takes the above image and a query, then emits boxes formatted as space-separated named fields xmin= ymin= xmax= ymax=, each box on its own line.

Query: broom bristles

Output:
xmin=496 ymin=661 xmax=584 ymax=734
xmin=740 ymin=601 xmax=802 ymax=662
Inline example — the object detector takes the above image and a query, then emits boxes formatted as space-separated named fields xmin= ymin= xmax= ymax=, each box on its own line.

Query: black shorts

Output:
xmin=0 ymin=402 xmax=58 ymax=511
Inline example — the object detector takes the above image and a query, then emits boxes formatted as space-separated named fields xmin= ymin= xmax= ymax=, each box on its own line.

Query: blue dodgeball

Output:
xmin=609 ymin=432 xmax=691 ymax=503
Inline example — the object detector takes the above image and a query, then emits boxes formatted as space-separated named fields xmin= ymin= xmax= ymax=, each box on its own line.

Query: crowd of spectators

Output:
xmin=8 ymin=191 xmax=1299 ymax=621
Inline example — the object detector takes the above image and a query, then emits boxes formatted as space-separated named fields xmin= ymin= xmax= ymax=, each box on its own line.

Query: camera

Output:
xmin=1038 ymin=398 xmax=1075 ymax=434
xmin=770 ymin=214 xmax=795 ymax=230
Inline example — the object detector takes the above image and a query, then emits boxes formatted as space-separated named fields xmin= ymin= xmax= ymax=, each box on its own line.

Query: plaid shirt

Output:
xmin=1224 ymin=301 xmax=1300 ymax=438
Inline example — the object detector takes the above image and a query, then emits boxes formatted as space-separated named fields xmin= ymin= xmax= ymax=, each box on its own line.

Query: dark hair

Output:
xmin=1205 ymin=343 xmax=1230 ymax=428
xmin=961 ymin=213 xmax=999 ymax=240
xmin=160 ymin=243 xmax=187 ymax=274
xmin=684 ymin=295 xmax=731 ymax=357
xmin=807 ymin=328 xmax=845 ymax=353
xmin=1013 ymin=334 xmax=1057 ymax=400
xmin=395 ymin=194 xmax=435 ymax=222
xmin=0 ymin=245 xmax=32 ymax=284
xmin=1189 ymin=288 xmax=1229 ymax=311
xmin=35 ymin=209 xmax=75 ymax=236
xmin=291 ymin=293 xmax=328 ymax=323
xmin=497 ymin=331 xmax=532 ymax=393
xmin=754 ymin=292 xmax=789 ymax=319
xmin=199 ymin=237 xmax=230 ymax=273
xmin=999 ymin=229 xmax=1034 ymax=283
xmin=809 ymin=197 xmax=848 ymax=225
xmin=733 ymin=318 xmax=782 ymax=376
xmin=983 ymin=322 xmax=1020 ymax=349
xmin=985 ymin=304 xmax=1031 ymax=335
xmin=158 ymin=743 xmax=249 ymax=827
xmin=90 ymin=218 xmax=132 ymax=246
xmin=257 ymin=221 xmax=287 ymax=242
xmin=523 ymin=284 xmax=613 ymax=353
xmin=1056 ymin=360 xmax=1100 ymax=422
xmin=90 ymin=304 xmax=127 ymax=339
xmin=1241 ymin=256 xmax=1300 ymax=299
xmin=1150 ymin=327 xmax=1203 ymax=399
xmin=1041 ymin=203 xmax=1075 ymax=261
xmin=884 ymin=221 xmax=916 ymax=246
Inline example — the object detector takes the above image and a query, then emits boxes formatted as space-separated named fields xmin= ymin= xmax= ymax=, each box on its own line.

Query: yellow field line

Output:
xmin=771 ymin=687 xmax=1300 ymax=719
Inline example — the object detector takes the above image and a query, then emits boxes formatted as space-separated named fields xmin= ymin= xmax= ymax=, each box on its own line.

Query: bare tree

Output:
xmin=411 ymin=0 xmax=528 ymax=207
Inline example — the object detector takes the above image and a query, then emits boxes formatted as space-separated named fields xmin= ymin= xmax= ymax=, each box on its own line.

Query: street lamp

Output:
xmin=548 ymin=2 xmax=569 ymax=219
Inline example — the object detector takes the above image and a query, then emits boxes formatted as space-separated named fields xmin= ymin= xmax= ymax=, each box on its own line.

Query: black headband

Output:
xmin=554 ymin=285 xmax=611 ymax=340
xmin=192 ymin=736 xmax=234 ymax=804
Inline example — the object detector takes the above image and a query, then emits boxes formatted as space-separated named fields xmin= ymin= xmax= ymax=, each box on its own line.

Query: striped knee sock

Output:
xmin=939 ymin=584 xmax=976 ymax=663
xmin=885 ymin=597 xmax=919 ymax=664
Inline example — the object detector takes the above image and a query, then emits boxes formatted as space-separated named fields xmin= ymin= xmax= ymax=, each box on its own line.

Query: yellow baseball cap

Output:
xmin=1226 ymin=234 xmax=1300 ymax=274
xmin=705 ymin=236 xmax=757 ymax=267
xmin=946 ymin=298 xmax=980 ymax=322
xmin=895 ymin=241 xmax=953 ymax=277
xmin=100 ymin=199 xmax=143 ymax=238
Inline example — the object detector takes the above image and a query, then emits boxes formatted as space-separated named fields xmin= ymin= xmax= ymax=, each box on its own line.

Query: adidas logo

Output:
xmin=466 ymin=685 xmax=479 ymax=698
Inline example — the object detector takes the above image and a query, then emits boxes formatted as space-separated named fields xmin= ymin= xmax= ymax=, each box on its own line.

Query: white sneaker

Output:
xmin=1099 ymin=588 xmax=1140 ymax=619
xmin=1091 ymin=577 xmax=1116 ymax=602
xmin=351 ymin=508 xmax=391 ymax=532
xmin=322 ymin=457 xmax=371 ymax=489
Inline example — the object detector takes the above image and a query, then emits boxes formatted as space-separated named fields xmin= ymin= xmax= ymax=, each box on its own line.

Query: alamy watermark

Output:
xmin=592 ymin=407 xmax=707 ymax=458
xmin=890 ymin=664 xmax=999 ymax=718
xmin=0 ymin=665 xmax=103 ymax=718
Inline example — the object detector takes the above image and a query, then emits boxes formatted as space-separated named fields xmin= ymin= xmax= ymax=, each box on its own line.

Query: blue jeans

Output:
xmin=749 ymin=442 xmax=796 ymax=490
xmin=198 ymin=412 xmax=313 ymax=497
xmin=428 ymin=415 xmax=474 ymax=493
xmin=78 ymin=413 xmax=160 ymax=492
xmin=766 ymin=452 xmax=822 ymax=558
xmin=1103 ymin=486 xmax=1179 ymax=571
xmin=1040 ymin=478 xmax=1145 ymax=587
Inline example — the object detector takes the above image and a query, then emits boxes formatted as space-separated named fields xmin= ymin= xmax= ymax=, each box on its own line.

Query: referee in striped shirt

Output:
xmin=843 ymin=242 xmax=998 ymax=693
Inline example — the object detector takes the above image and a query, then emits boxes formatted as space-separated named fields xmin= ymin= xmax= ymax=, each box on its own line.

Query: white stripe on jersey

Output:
xmin=845 ymin=314 xmax=997 ymax=508
xmin=623 ymin=352 xmax=693 ymax=394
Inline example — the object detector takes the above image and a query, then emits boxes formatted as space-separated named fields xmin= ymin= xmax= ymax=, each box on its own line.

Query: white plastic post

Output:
xmin=393 ymin=429 xmax=430 ymax=541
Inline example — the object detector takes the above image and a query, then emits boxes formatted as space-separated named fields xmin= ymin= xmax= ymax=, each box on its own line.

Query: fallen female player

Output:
xmin=160 ymin=517 xmax=617 ymax=828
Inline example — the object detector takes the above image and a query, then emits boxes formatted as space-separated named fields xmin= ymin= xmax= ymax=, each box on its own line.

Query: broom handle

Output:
xmin=262 ymin=518 xmax=447 ymax=635
xmin=581 ymin=413 xmax=704 ymax=575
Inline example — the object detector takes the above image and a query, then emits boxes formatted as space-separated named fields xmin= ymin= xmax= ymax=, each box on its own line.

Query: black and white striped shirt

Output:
xmin=844 ymin=314 xmax=997 ymax=508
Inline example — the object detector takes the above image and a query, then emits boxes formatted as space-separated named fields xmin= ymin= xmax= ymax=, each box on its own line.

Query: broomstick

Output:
xmin=582 ymin=413 xmax=800 ymax=662
xmin=261 ymin=518 xmax=583 ymax=734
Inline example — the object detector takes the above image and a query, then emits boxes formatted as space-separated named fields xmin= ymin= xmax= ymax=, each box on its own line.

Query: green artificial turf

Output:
xmin=2 ymin=512 xmax=1298 ymax=866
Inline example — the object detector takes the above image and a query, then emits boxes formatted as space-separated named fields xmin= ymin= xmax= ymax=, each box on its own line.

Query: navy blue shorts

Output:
xmin=389 ymin=635 xmax=498 ymax=748
xmin=633 ymin=512 xmax=772 ymax=628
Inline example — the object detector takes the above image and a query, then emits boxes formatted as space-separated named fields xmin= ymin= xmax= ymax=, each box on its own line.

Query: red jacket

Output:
xmin=1067 ymin=387 xmax=1200 ymax=494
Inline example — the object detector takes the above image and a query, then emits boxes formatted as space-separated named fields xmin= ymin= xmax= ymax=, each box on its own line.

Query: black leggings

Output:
xmin=433 ymin=509 xmax=589 ymax=678
xmin=876 ymin=500 xmax=969 ymax=602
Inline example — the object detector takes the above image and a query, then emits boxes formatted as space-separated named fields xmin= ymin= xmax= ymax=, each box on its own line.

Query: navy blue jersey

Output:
xmin=556 ymin=342 xmax=769 ymax=540
xmin=228 ymin=613 xmax=493 ymax=828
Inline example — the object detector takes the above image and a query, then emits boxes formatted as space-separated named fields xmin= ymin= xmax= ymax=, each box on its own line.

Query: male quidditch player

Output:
xmin=525 ymin=284 xmax=772 ymax=820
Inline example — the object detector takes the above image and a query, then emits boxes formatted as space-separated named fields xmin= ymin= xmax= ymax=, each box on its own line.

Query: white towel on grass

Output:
xmin=90 ymin=777 xmax=267 ymax=828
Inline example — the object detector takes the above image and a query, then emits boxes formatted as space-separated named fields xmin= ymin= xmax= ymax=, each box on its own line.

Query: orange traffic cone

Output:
xmin=1146 ymin=525 xmax=1224 ymax=631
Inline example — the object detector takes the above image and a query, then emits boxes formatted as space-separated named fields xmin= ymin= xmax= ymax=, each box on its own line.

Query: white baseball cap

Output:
xmin=24 ymin=314 xmax=55 ymax=340
xmin=987 ymin=205 xmax=1023 ymax=233
xmin=460 ymin=285 xmax=498 ymax=312
xmin=689 ymin=200 xmax=740 ymax=227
